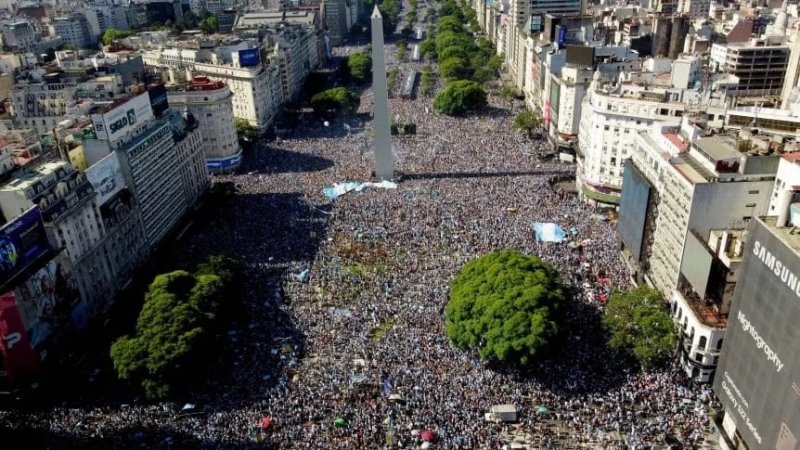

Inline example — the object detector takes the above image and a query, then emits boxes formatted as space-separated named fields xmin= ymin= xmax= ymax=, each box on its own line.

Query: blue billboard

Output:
xmin=238 ymin=48 xmax=261 ymax=67
xmin=0 ymin=207 xmax=52 ymax=288
xmin=207 ymin=153 xmax=242 ymax=172
xmin=557 ymin=26 xmax=567 ymax=46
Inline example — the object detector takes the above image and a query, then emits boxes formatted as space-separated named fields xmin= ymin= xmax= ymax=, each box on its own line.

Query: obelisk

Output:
xmin=370 ymin=5 xmax=395 ymax=180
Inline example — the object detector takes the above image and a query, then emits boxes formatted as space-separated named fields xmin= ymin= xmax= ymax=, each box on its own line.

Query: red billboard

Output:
xmin=0 ymin=292 xmax=39 ymax=382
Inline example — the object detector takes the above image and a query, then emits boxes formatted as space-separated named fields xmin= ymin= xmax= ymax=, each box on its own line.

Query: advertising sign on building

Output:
xmin=557 ymin=25 xmax=567 ymax=47
xmin=14 ymin=255 xmax=83 ymax=351
xmin=91 ymin=92 xmax=155 ymax=143
xmin=530 ymin=14 xmax=543 ymax=33
xmin=0 ymin=292 xmax=39 ymax=382
xmin=238 ymin=48 xmax=261 ymax=67
xmin=0 ymin=207 xmax=51 ymax=289
xmin=713 ymin=218 xmax=800 ymax=449
xmin=147 ymin=84 xmax=169 ymax=117
xmin=85 ymin=152 xmax=125 ymax=205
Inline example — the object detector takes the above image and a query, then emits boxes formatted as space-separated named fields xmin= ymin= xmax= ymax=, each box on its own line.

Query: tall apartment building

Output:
xmin=143 ymin=44 xmax=285 ymax=132
xmin=53 ymin=14 xmax=94 ymax=49
xmin=10 ymin=79 xmax=78 ymax=135
xmin=710 ymin=38 xmax=789 ymax=97
xmin=166 ymin=77 xmax=242 ymax=172
xmin=0 ymin=161 xmax=116 ymax=315
xmin=323 ymin=0 xmax=348 ymax=46
xmin=0 ymin=21 xmax=38 ymax=53
xmin=576 ymin=78 xmax=689 ymax=206
xmin=263 ymin=23 xmax=321 ymax=100
xmin=712 ymin=214 xmax=800 ymax=450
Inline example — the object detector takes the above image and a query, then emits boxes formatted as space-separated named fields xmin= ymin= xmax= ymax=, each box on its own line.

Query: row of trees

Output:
xmin=445 ymin=251 xmax=678 ymax=370
xmin=429 ymin=0 xmax=501 ymax=116
xmin=110 ymin=256 xmax=242 ymax=399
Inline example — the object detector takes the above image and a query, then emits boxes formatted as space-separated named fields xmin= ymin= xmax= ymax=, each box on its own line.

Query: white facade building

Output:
xmin=166 ymin=78 xmax=242 ymax=172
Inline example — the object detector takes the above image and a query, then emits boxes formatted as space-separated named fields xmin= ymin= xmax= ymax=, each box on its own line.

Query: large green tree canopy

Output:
xmin=311 ymin=87 xmax=361 ymax=117
xmin=110 ymin=256 xmax=240 ymax=399
xmin=602 ymin=286 xmax=677 ymax=369
xmin=347 ymin=52 xmax=372 ymax=83
xmin=433 ymin=80 xmax=487 ymax=116
xmin=445 ymin=250 xmax=567 ymax=366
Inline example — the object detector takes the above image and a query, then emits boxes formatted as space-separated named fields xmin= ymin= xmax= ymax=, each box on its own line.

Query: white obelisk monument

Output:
xmin=370 ymin=5 xmax=395 ymax=180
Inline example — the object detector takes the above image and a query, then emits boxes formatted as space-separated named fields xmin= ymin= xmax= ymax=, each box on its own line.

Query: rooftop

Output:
xmin=694 ymin=136 xmax=741 ymax=161
xmin=761 ymin=215 xmax=800 ymax=254
xmin=0 ymin=160 xmax=68 ymax=192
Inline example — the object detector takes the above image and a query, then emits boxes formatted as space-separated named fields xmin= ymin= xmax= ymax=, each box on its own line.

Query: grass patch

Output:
xmin=370 ymin=316 xmax=397 ymax=343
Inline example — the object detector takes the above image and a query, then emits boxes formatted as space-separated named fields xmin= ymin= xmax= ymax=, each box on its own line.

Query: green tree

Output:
xmin=513 ymin=109 xmax=542 ymax=138
xmin=347 ymin=52 xmax=372 ymax=83
xmin=419 ymin=38 xmax=437 ymax=60
xmin=235 ymin=118 xmax=258 ymax=144
xmin=199 ymin=15 xmax=218 ymax=34
xmin=434 ymin=80 xmax=487 ymax=116
xmin=445 ymin=250 xmax=567 ymax=366
xmin=438 ymin=45 xmax=468 ymax=62
xmin=311 ymin=87 xmax=361 ymax=117
xmin=439 ymin=56 xmax=470 ymax=80
xmin=435 ymin=31 xmax=473 ymax=55
xmin=602 ymin=286 xmax=678 ymax=369
xmin=396 ymin=39 xmax=407 ymax=60
xmin=437 ymin=15 xmax=464 ymax=34
xmin=110 ymin=256 xmax=240 ymax=399
xmin=102 ymin=28 xmax=132 ymax=45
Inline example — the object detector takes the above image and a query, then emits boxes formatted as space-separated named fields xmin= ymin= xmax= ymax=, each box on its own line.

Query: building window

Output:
xmin=748 ymin=190 xmax=759 ymax=194
xmin=698 ymin=336 xmax=707 ymax=350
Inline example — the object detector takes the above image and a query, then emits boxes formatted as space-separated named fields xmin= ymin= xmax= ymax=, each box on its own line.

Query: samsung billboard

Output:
xmin=713 ymin=218 xmax=800 ymax=449
xmin=92 ymin=92 xmax=154 ymax=143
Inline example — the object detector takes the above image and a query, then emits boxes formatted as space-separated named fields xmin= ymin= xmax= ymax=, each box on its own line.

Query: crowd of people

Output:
xmin=0 ymin=17 xmax=718 ymax=450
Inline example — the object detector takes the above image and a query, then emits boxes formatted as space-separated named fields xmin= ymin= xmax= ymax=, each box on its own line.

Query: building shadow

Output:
xmin=0 ymin=424 xmax=257 ymax=450
xmin=1 ymin=190 xmax=329 ymax=423
xmin=401 ymin=169 xmax=573 ymax=181
xmin=243 ymin=147 xmax=334 ymax=174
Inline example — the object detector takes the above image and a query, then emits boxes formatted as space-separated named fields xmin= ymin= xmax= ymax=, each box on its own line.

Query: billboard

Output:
xmin=13 ymin=256 xmax=84 ymax=350
xmin=0 ymin=292 xmax=39 ymax=381
xmin=566 ymin=45 xmax=595 ymax=67
xmin=0 ymin=207 xmax=52 ymax=289
xmin=92 ymin=92 xmax=154 ymax=143
xmin=530 ymin=14 xmax=543 ymax=33
xmin=147 ymin=83 xmax=169 ymax=117
xmin=85 ymin=152 xmax=125 ymax=205
xmin=618 ymin=160 xmax=652 ymax=261
xmin=238 ymin=48 xmax=260 ymax=67
xmin=713 ymin=219 xmax=800 ymax=449
xmin=207 ymin=152 xmax=242 ymax=172
xmin=556 ymin=25 xmax=567 ymax=47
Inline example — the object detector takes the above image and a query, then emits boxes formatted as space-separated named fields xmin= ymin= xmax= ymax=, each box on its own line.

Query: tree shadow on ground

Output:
xmin=491 ymin=292 xmax=633 ymax=397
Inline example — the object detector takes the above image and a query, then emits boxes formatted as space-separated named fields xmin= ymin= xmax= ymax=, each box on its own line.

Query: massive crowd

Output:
xmin=0 ymin=25 xmax=718 ymax=450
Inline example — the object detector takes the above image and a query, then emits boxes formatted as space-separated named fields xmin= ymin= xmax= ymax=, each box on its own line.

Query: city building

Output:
xmin=85 ymin=92 xmax=208 ymax=247
xmin=618 ymin=124 xmax=778 ymax=382
xmin=0 ymin=20 xmax=39 ymax=53
xmin=166 ymin=77 xmax=242 ymax=172
xmin=712 ymin=214 xmax=800 ymax=450
xmin=322 ymin=0 xmax=348 ymax=46
xmin=710 ymin=37 xmax=789 ymax=98
xmin=576 ymin=75 xmax=690 ymax=206
xmin=10 ymin=77 xmax=79 ymax=135
xmin=53 ymin=14 xmax=94 ymax=49
xmin=142 ymin=42 xmax=286 ymax=132
xmin=0 ymin=160 xmax=116 ymax=316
